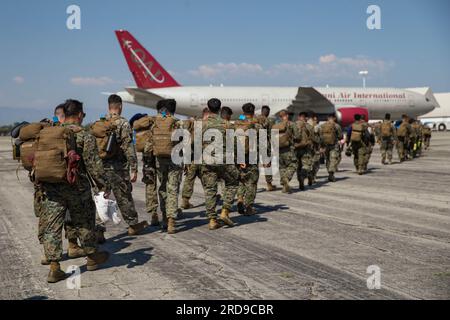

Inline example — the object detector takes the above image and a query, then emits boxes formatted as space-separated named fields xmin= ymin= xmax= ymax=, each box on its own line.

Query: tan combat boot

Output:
xmin=86 ymin=251 xmax=110 ymax=271
xmin=208 ymin=218 xmax=222 ymax=230
xmin=150 ymin=213 xmax=160 ymax=226
xmin=181 ymin=197 xmax=194 ymax=209
xmin=282 ymin=183 xmax=291 ymax=194
xmin=219 ymin=208 xmax=234 ymax=227
xmin=128 ymin=220 xmax=149 ymax=236
xmin=167 ymin=217 xmax=176 ymax=234
xmin=68 ymin=239 xmax=86 ymax=259
xmin=266 ymin=182 xmax=276 ymax=191
xmin=41 ymin=257 xmax=50 ymax=266
xmin=47 ymin=262 xmax=68 ymax=283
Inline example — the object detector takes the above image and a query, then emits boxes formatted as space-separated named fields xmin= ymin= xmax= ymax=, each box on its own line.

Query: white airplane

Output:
xmin=114 ymin=30 xmax=439 ymax=126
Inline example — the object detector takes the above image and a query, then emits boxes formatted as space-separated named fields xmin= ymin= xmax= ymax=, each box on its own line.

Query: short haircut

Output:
xmin=279 ymin=110 xmax=288 ymax=117
xmin=54 ymin=103 xmax=65 ymax=115
xmin=328 ymin=113 xmax=335 ymax=119
xmin=402 ymin=114 xmax=408 ymax=119
xmin=221 ymin=106 xmax=233 ymax=118
xmin=202 ymin=107 xmax=209 ymax=115
xmin=242 ymin=103 xmax=255 ymax=115
xmin=308 ymin=111 xmax=317 ymax=119
xmin=64 ymin=99 xmax=84 ymax=117
xmin=207 ymin=98 xmax=221 ymax=113
xmin=385 ymin=113 xmax=391 ymax=120
xmin=165 ymin=99 xmax=177 ymax=114
xmin=156 ymin=100 xmax=166 ymax=112
xmin=354 ymin=114 xmax=362 ymax=121
xmin=261 ymin=105 xmax=270 ymax=116
xmin=108 ymin=94 xmax=122 ymax=106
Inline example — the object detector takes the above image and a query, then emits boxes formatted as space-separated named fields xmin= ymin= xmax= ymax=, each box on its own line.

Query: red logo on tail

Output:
xmin=115 ymin=30 xmax=180 ymax=89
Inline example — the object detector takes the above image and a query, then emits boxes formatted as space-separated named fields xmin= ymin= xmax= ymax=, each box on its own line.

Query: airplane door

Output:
xmin=262 ymin=94 xmax=270 ymax=106
xmin=191 ymin=94 xmax=199 ymax=108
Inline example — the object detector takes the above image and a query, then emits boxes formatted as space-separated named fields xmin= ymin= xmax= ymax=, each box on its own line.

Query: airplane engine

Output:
xmin=335 ymin=107 xmax=369 ymax=127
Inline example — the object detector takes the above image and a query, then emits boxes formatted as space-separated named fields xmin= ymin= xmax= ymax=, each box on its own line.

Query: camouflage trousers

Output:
xmin=104 ymin=169 xmax=139 ymax=226
xmin=181 ymin=163 xmax=202 ymax=200
xmin=295 ymin=148 xmax=313 ymax=181
xmin=39 ymin=183 xmax=97 ymax=262
xmin=34 ymin=185 xmax=45 ymax=244
xmin=143 ymin=156 xmax=158 ymax=217
xmin=324 ymin=144 xmax=340 ymax=174
xmin=264 ymin=174 xmax=273 ymax=184
xmin=380 ymin=137 xmax=394 ymax=162
xmin=311 ymin=148 xmax=321 ymax=179
xmin=237 ymin=164 xmax=259 ymax=207
xmin=279 ymin=149 xmax=298 ymax=185
xmin=424 ymin=135 xmax=431 ymax=149
xmin=351 ymin=141 xmax=367 ymax=172
xmin=156 ymin=157 xmax=182 ymax=219
xmin=201 ymin=164 xmax=239 ymax=219
xmin=397 ymin=137 xmax=407 ymax=161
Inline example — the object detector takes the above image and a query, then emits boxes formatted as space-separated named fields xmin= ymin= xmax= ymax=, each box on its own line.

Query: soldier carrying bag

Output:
xmin=272 ymin=121 xmax=291 ymax=149
xmin=321 ymin=122 xmax=337 ymax=145
xmin=90 ymin=117 xmax=119 ymax=159
xmin=152 ymin=115 xmax=177 ymax=157
xmin=234 ymin=118 xmax=258 ymax=154
xmin=294 ymin=121 xmax=312 ymax=149
xmin=351 ymin=122 xmax=364 ymax=142
xmin=381 ymin=121 xmax=393 ymax=138
xmin=133 ymin=116 xmax=154 ymax=153
xmin=18 ymin=123 xmax=48 ymax=171
xmin=33 ymin=126 xmax=80 ymax=184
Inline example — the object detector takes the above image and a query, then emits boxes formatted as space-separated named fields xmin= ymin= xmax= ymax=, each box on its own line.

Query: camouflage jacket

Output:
xmin=202 ymin=113 xmax=234 ymax=165
xmin=103 ymin=112 xmax=138 ymax=172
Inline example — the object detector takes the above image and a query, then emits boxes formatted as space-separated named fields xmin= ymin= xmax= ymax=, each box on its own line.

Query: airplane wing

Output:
xmin=287 ymin=87 xmax=335 ymax=115
xmin=125 ymin=87 xmax=165 ymax=100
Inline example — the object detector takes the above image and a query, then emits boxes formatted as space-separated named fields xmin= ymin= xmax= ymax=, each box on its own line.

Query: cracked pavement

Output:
xmin=0 ymin=134 xmax=449 ymax=300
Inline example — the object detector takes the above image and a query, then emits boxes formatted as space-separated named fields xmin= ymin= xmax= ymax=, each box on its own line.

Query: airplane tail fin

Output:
xmin=115 ymin=30 xmax=180 ymax=89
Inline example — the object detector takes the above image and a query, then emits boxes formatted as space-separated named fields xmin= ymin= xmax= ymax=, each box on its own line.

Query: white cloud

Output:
xmin=188 ymin=62 xmax=264 ymax=79
xmin=186 ymin=54 xmax=393 ymax=82
xmin=13 ymin=76 xmax=25 ymax=84
xmin=70 ymin=76 xmax=115 ymax=86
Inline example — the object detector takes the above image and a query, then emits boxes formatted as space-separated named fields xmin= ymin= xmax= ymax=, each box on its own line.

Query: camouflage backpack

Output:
xmin=321 ymin=121 xmax=337 ymax=145
xmin=397 ymin=122 xmax=408 ymax=137
xmin=152 ymin=115 xmax=178 ymax=157
xmin=294 ymin=121 xmax=312 ymax=149
xmin=133 ymin=116 xmax=154 ymax=153
xmin=272 ymin=120 xmax=291 ymax=149
xmin=90 ymin=116 xmax=119 ymax=159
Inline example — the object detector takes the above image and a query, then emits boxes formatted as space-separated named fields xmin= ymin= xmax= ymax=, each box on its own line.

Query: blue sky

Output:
xmin=0 ymin=0 xmax=449 ymax=124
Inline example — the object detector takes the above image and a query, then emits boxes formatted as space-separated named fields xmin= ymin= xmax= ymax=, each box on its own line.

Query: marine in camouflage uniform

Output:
xmin=275 ymin=110 xmax=297 ymax=193
xmin=257 ymin=106 xmax=277 ymax=191
xmin=396 ymin=115 xmax=412 ymax=162
xmin=378 ymin=115 xmax=396 ymax=165
xmin=201 ymin=99 xmax=239 ymax=229
xmin=307 ymin=115 xmax=321 ymax=184
xmin=235 ymin=103 xmax=263 ymax=215
xmin=423 ymin=125 xmax=432 ymax=150
xmin=39 ymin=100 xmax=110 ymax=282
xmin=347 ymin=114 xmax=370 ymax=175
xmin=294 ymin=113 xmax=314 ymax=190
xmin=318 ymin=115 xmax=342 ymax=182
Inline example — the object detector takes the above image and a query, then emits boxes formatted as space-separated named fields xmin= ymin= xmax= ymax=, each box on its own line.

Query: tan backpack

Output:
xmin=397 ymin=123 xmax=408 ymax=137
xmin=90 ymin=118 xmax=118 ymax=159
xmin=294 ymin=121 xmax=312 ymax=149
xmin=33 ymin=126 xmax=77 ymax=183
xmin=133 ymin=116 xmax=154 ymax=153
xmin=272 ymin=121 xmax=291 ymax=149
xmin=152 ymin=115 xmax=177 ymax=157
xmin=351 ymin=122 xmax=364 ymax=142
xmin=381 ymin=121 xmax=392 ymax=137
xmin=18 ymin=123 xmax=48 ymax=171
xmin=321 ymin=122 xmax=337 ymax=145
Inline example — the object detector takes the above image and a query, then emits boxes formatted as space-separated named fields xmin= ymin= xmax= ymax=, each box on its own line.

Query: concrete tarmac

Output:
xmin=0 ymin=134 xmax=449 ymax=300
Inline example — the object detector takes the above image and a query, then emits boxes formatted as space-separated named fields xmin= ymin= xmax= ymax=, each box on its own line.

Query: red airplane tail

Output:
xmin=115 ymin=30 xmax=180 ymax=89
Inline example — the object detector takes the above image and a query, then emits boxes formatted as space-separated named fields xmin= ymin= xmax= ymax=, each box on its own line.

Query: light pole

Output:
xmin=359 ymin=70 xmax=368 ymax=88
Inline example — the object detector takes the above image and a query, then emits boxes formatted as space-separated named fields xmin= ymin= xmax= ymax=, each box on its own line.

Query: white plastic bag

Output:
xmin=94 ymin=192 xmax=122 ymax=225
